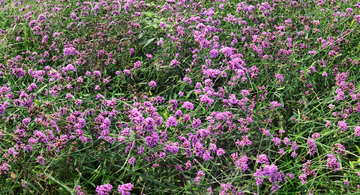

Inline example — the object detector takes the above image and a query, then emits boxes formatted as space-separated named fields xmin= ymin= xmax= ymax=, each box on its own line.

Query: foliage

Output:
xmin=0 ymin=0 xmax=360 ymax=194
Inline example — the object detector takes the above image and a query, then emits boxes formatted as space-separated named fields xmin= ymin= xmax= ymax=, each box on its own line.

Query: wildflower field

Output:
xmin=1 ymin=0 xmax=360 ymax=194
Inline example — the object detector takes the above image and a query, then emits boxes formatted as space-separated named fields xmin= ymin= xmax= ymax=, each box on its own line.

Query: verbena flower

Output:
xmin=117 ymin=183 xmax=133 ymax=195
xmin=149 ymin=81 xmax=156 ymax=88
xmin=96 ymin=184 xmax=113 ymax=195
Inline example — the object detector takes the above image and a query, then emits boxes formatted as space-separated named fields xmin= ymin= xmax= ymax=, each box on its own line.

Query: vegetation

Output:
xmin=0 ymin=0 xmax=360 ymax=194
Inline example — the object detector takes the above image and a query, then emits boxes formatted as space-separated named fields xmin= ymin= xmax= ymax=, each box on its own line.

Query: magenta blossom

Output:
xmin=96 ymin=184 xmax=113 ymax=195
xmin=149 ymin=81 xmax=157 ymax=88
xmin=118 ymin=183 xmax=133 ymax=195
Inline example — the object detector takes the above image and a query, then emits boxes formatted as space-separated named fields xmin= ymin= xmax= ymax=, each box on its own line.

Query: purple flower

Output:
xmin=134 ymin=61 xmax=141 ymax=69
xmin=209 ymin=49 xmax=219 ymax=58
xmin=185 ymin=161 xmax=192 ymax=170
xmin=337 ymin=121 xmax=347 ymax=131
xmin=97 ymin=50 xmax=104 ymax=58
xmin=96 ymin=184 xmax=113 ymax=195
xmin=74 ymin=99 xmax=83 ymax=105
xmin=334 ymin=143 xmax=346 ymax=155
xmin=22 ymin=117 xmax=31 ymax=125
xmin=64 ymin=64 xmax=76 ymax=72
xmin=346 ymin=8 xmax=353 ymax=13
xmin=355 ymin=126 xmax=360 ymax=136
xmin=64 ymin=47 xmax=76 ymax=56
xmin=183 ymin=76 xmax=192 ymax=84
xmin=129 ymin=157 xmax=135 ymax=165
xmin=53 ymin=32 xmax=60 ymax=38
xmin=292 ymin=141 xmax=298 ymax=151
xmin=271 ymin=184 xmax=280 ymax=194
xmin=275 ymin=73 xmax=284 ymax=83
xmin=157 ymin=40 xmax=164 ymax=46
xmin=202 ymin=150 xmax=213 ymax=161
xmin=195 ymin=82 xmax=202 ymax=89
xmin=256 ymin=154 xmax=269 ymax=165
xmin=270 ymin=101 xmax=282 ymax=108
xmin=93 ymin=71 xmax=101 ymax=77
xmin=326 ymin=154 xmax=340 ymax=172
xmin=174 ymin=110 xmax=182 ymax=117
xmin=192 ymin=118 xmax=201 ymax=128
xmin=285 ymin=173 xmax=294 ymax=180
xmin=65 ymin=93 xmax=73 ymax=100
xmin=241 ymin=90 xmax=250 ymax=96
xmin=308 ymin=50 xmax=316 ymax=55
xmin=278 ymin=148 xmax=284 ymax=155
xmin=200 ymin=95 xmax=214 ymax=105
xmin=254 ymin=168 xmax=264 ymax=185
xmin=272 ymin=137 xmax=281 ymax=146
xmin=159 ymin=22 xmax=167 ymax=30
xmin=312 ymin=133 xmax=320 ymax=139
xmin=37 ymin=14 xmax=46 ymax=22
xmin=27 ymin=83 xmax=38 ymax=92
xmin=76 ymin=186 xmax=85 ymax=195
xmin=149 ymin=81 xmax=156 ymax=88
xmin=307 ymin=138 xmax=316 ymax=156
xmin=165 ymin=142 xmax=179 ymax=154
xmin=310 ymin=66 xmax=316 ymax=73
xmin=298 ymin=161 xmax=316 ymax=184
xmin=182 ymin=102 xmax=194 ymax=110
xmin=219 ymin=47 xmax=237 ymax=57
xmin=146 ymin=54 xmax=153 ymax=59
xmin=70 ymin=13 xmax=78 ymax=20
xmin=166 ymin=116 xmax=177 ymax=128
xmin=123 ymin=69 xmax=131 ymax=75
xmin=129 ymin=48 xmax=135 ymax=55
xmin=41 ymin=35 xmax=49 ymax=44
xmin=235 ymin=155 xmax=248 ymax=171
xmin=170 ymin=59 xmax=179 ymax=67
xmin=36 ymin=155 xmax=45 ymax=165
xmin=217 ymin=148 xmax=225 ymax=156
xmin=0 ymin=162 xmax=10 ymax=175
xmin=236 ymin=135 xmax=252 ymax=147
xmin=210 ymin=143 xmax=217 ymax=153
xmin=118 ymin=183 xmax=133 ymax=195
xmin=326 ymin=121 xmax=331 ymax=128
xmin=194 ymin=170 xmax=205 ymax=184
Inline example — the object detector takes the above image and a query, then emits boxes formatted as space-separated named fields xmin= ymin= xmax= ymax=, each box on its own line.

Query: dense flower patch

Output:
xmin=0 ymin=0 xmax=360 ymax=194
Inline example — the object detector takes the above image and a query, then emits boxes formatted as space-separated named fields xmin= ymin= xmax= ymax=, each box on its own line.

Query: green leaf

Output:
xmin=142 ymin=38 xmax=155 ymax=48
xmin=355 ymin=145 xmax=360 ymax=155
xmin=26 ymin=182 xmax=41 ymax=194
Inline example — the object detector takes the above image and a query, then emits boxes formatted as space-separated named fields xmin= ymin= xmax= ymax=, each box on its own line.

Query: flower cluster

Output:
xmin=326 ymin=154 xmax=341 ymax=172
xmin=117 ymin=183 xmax=134 ymax=195
xmin=0 ymin=0 xmax=359 ymax=194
